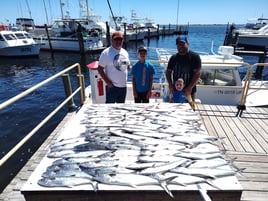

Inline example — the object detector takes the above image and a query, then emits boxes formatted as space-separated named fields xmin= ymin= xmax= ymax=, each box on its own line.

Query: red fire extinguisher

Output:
xmin=97 ymin=78 xmax=104 ymax=96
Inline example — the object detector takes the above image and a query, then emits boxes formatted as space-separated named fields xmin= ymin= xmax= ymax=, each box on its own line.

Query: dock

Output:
xmin=0 ymin=103 xmax=268 ymax=201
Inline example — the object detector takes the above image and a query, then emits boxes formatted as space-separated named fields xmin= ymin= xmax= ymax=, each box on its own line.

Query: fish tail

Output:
xmin=160 ymin=182 xmax=174 ymax=198
xmin=91 ymin=181 xmax=98 ymax=192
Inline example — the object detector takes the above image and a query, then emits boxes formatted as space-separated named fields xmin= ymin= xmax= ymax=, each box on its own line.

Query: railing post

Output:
xmin=236 ymin=63 xmax=252 ymax=117
xmin=62 ymin=74 xmax=76 ymax=109
xmin=77 ymin=74 xmax=85 ymax=105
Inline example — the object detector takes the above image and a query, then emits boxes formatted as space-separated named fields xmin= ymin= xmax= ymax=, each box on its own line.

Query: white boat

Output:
xmin=155 ymin=46 xmax=268 ymax=107
xmin=33 ymin=18 xmax=105 ymax=53
xmin=236 ymin=24 xmax=268 ymax=48
xmin=231 ymin=18 xmax=268 ymax=48
xmin=235 ymin=17 xmax=268 ymax=34
xmin=109 ymin=16 xmax=146 ymax=42
xmin=0 ymin=29 xmax=40 ymax=57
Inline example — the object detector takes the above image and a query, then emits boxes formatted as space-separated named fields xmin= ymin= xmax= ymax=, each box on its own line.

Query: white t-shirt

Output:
xmin=98 ymin=46 xmax=130 ymax=87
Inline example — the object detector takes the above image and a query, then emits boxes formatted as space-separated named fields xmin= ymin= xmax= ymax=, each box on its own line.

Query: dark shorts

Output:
xmin=135 ymin=91 xmax=149 ymax=103
xmin=105 ymin=86 xmax=127 ymax=103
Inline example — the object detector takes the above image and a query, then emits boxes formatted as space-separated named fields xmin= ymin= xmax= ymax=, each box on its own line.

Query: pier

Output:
xmin=0 ymin=103 xmax=267 ymax=201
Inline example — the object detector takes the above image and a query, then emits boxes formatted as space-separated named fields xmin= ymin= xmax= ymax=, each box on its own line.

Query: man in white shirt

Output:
xmin=98 ymin=31 xmax=130 ymax=103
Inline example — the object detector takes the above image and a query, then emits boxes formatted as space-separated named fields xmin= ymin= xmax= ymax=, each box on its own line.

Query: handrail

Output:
xmin=0 ymin=63 xmax=85 ymax=167
xmin=236 ymin=63 xmax=268 ymax=117
xmin=237 ymin=62 xmax=253 ymax=107
xmin=0 ymin=63 xmax=82 ymax=110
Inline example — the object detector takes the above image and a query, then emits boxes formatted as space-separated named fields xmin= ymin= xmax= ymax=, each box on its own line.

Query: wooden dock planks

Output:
xmin=196 ymin=104 xmax=268 ymax=201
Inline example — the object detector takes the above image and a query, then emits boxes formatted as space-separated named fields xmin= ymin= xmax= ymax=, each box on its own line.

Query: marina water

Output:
xmin=0 ymin=25 xmax=264 ymax=192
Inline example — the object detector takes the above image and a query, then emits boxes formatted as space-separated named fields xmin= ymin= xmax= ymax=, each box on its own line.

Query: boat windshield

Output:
xmin=3 ymin=34 xmax=16 ymax=40
xmin=200 ymin=69 xmax=237 ymax=86
xmin=14 ymin=33 xmax=27 ymax=39
xmin=24 ymin=33 xmax=32 ymax=39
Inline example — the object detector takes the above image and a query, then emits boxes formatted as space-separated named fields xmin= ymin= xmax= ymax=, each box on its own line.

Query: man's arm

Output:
xmin=184 ymin=68 xmax=201 ymax=97
xmin=97 ymin=66 xmax=113 ymax=88
xmin=132 ymin=74 xmax=137 ymax=98
xmin=166 ymin=68 xmax=174 ymax=95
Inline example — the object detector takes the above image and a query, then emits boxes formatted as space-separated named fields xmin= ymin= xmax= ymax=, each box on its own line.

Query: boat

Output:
xmin=235 ymin=17 xmax=268 ymax=34
xmin=33 ymin=18 xmax=106 ymax=53
xmin=88 ymin=46 xmax=268 ymax=107
xmin=109 ymin=15 xmax=146 ymax=42
xmin=31 ymin=0 xmax=106 ymax=53
xmin=0 ymin=29 xmax=40 ymax=57
xmin=236 ymin=24 xmax=268 ymax=48
xmin=224 ymin=18 xmax=268 ymax=48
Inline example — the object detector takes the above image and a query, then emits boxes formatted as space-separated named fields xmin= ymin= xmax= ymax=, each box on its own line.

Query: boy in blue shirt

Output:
xmin=131 ymin=46 xmax=155 ymax=103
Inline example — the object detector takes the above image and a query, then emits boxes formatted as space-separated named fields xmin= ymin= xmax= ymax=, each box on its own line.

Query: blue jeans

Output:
xmin=105 ymin=86 xmax=127 ymax=103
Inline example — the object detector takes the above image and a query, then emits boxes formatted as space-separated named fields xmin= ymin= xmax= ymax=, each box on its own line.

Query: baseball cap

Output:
xmin=112 ymin=31 xmax=123 ymax=39
xmin=138 ymin=46 xmax=147 ymax=52
xmin=176 ymin=35 xmax=188 ymax=44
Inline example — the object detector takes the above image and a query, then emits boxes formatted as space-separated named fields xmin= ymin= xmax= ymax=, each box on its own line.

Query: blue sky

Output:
xmin=1 ymin=0 xmax=268 ymax=25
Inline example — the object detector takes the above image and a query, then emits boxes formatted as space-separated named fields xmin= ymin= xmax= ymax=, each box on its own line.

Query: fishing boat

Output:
xmin=88 ymin=46 xmax=268 ymax=107
xmin=0 ymin=29 xmax=40 ymax=57
xmin=33 ymin=18 xmax=105 ymax=53
xmin=109 ymin=15 xmax=146 ymax=42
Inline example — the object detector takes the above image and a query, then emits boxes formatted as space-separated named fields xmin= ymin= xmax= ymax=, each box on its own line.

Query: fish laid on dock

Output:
xmin=37 ymin=103 xmax=242 ymax=198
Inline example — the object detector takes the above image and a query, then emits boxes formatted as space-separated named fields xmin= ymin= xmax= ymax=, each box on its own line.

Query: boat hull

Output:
xmin=0 ymin=44 xmax=40 ymax=57
xmin=0 ymin=30 xmax=40 ymax=57
xmin=237 ymin=35 xmax=268 ymax=47
xmin=35 ymin=37 xmax=105 ymax=53
xmin=196 ymin=86 xmax=243 ymax=106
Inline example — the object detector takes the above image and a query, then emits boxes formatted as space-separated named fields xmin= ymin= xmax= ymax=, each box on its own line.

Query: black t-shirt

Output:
xmin=167 ymin=50 xmax=201 ymax=93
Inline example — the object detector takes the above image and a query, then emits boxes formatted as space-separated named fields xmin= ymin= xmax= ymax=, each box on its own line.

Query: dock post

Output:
xmin=77 ymin=23 xmax=85 ymax=55
xmin=105 ymin=21 xmax=111 ymax=47
xmin=62 ymin=74 xmax=76 ymax=109
xmin=147 ymin=28 xmax=151 ymax=40
xmin=157 ymin=24 xmax=160 ymax=39
xmin=255 ymin=48 xmax=267 ymax=79
xmin=44 ymin=24 xmax=54 ymax=59
xmin=77 ymin=74 xmax=85 ymax=105
xmin=123 ymin=23 xmax=127 ymax=49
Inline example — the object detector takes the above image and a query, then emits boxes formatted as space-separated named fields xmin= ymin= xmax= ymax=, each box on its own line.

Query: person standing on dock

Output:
xmin=131 ymin=46 xmax=155 ymax=103
xmin=166 ymin=35 xmax=201 ymax=103
xmin=98 ymin=31 xmax=130 ymax=103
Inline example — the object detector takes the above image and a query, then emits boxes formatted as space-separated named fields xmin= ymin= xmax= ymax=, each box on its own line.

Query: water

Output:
xmin=0 ymin=25 xmax=265 ymax=192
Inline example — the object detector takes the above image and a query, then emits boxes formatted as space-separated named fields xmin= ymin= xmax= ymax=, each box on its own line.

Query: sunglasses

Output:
xmin=113 ymin=38 xmax=123 ymax=42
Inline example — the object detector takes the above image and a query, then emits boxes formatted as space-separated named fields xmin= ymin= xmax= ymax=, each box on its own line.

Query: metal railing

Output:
xmin=0 ymin=63 xmax=85 ymax=167
xmin=236 ymin=63 xmax=268 ymax=117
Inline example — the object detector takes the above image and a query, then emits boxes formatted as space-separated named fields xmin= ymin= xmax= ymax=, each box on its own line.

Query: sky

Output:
xmin=1 ymin=0 xmax=268 ymax=26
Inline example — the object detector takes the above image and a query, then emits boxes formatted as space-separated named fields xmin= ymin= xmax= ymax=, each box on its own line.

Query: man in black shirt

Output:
xmin=166 ymin=36 xmax=201 ymax=102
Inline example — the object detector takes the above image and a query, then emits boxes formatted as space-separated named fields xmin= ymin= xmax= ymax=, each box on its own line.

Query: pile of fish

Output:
xmin=38 ymin=103 xmax=240 ymax=198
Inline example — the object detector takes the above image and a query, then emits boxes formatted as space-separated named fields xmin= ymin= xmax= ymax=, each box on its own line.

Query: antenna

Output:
xmin=43 ymin=0 xmax=49 ymax=25
xmin=26 ymin=0 xmax=32 ymax=19
xmin=176 ymin=0 xmax=180 ymax=27
xmin=107 ymin=0 xmax=118 ymax=29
